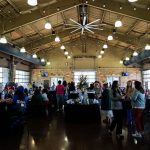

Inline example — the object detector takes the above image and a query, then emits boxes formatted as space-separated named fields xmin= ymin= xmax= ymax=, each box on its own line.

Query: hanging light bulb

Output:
xmin=32 ymin=54 xmax=37 ymax=58
xmin=67 ymin=55 xmax=71 ymax=59
xmin=47 ymin=62 xmax=51 ymax=65
xmin=103 ymin=44 xmax=108 ymax=49
xmin=55 ymin=36 xmax=60 ymax=42
xmin=107 ymin=35 xmax=113 ymax=41
xmin=64 ymin=51 xmax=69 ymax=55
xmin=0 ymin=36 xmax=7 ymax=44
xmin=98 ymin=55 xmax=102 ymax=58
xmin=100 ymin=49 xmax=105 ymax=54
xmin=44 ymin=22 xmax=52 ymax=29
xmin=145 ymin=44 xmax=150 ymax=50
xmin=41 ymin=58 xmax=45 ymax=62
xmin=133 ymin=51 xmax=138 ymax=56
xmin=120 ymin=60 xmax=123 ymax=64
xmin=125 ymin=57 xmax=130 ymax=61
xmin=27 ymin=0 xmax=38 ymax=6
xmin=20 ymin=47 xmax=26 ymax=53
xmin=52 ymin=30 xmax=56 ymax=35
xmin=128 ymin=0 xmax=138 ymax=2
xmin=115 ymin=20 xmax=122 ymax=27
xmin=60 ymin=45 xmax=65 ymax=50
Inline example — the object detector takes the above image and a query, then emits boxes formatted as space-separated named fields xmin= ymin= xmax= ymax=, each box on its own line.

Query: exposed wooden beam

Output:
xmin=1 ymin=0 xmax=149 ymax=35
xmin=88 ymin=0 xmax=150 ymax=22
xmin=23 ymin=25 xmax=150 ymax=52
xmin=61 ymin=11 xmax=67 ymax=25
xmin=25 ymin=29 xmax=78 ymax=50
xmin=30 ymin=24 xmax=43 ymax=38
xmin=126 ymin=20 xmax=139 ymax=34
xmin=6 ymin=0 xmax=20 ymax=13
xmin=0 ymin=0 xmax=80 ymax=34
xmin=100 ymin=10 xmax=105 ymax=24
xmin=139 ymin=23 xmax=150 ymax=38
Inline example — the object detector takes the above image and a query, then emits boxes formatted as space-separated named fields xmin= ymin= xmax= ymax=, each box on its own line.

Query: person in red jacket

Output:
xmin=56 ymin=80 xmax=64 ymax=111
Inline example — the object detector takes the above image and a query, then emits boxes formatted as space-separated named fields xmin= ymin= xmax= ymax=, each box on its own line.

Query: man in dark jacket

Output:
xmin=101 ymin=83 xmax=113 ymax=126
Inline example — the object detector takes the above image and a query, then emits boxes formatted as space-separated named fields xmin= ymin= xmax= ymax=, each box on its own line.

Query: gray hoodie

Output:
xmin=110 ymin=89 xmax=123 ymax=110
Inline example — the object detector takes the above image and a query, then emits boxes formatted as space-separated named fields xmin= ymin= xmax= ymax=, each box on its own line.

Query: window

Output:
xmin=143 ymin=70 xmax=150 ymax=89
xmin=51 ymin=77 xmax=63 ymax=87
xmin=0 ymin=67 xmax=9 ymax=86
xmin=15 ymin=70 xmax=30 ymax=86
xmin=106 ymin=76 xmax=120 ymax=85
xmin=74 ymin=71 xmax=96 ymax=86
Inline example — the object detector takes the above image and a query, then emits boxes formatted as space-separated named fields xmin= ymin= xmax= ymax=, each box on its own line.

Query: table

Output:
xmin=64 ymin=104 xmax=101 ymax=123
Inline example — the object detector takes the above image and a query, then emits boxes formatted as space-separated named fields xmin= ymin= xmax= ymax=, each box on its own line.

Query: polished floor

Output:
xmin=0 ymin=110 xmax=150 ymax=150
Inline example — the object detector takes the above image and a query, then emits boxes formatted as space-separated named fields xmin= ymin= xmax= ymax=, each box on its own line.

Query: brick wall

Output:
xmin=32 ymin=67 xmax=141 ymax=87
xmin=96 ymin=67 xmax=141 ymax=87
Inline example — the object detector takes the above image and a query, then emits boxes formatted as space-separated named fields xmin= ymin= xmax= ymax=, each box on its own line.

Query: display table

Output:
xmin=64 ymin=104 xmax=101 ymax=123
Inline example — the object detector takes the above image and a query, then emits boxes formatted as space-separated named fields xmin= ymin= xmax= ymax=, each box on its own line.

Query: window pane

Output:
xmin=74 ymin=71 xmax=96 ymax=86
xmin=15 ymin=70 xmax=30 ymax=84
xmin=143 ymin=70 xmax=150 ymax=89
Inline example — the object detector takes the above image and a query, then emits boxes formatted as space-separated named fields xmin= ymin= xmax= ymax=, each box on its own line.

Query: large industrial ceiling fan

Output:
xmin=65 ymin=4 xmax=105 ymax=34
xmin=66 ymin=17 xmax=105 ymax=34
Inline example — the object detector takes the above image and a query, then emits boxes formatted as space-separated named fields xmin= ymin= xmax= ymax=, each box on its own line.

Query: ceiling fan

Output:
xmin=65 ymin=16 xmax=105 ymax=34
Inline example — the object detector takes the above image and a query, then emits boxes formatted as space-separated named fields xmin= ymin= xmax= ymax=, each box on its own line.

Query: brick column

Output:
xmin=9 ymin=56 xmax=16 ymax=82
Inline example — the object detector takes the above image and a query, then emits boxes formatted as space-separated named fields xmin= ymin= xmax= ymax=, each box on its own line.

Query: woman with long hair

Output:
xmin=125 ymin=80 xmax=134 ymax=125
xmin=131 ymin=81 xmax=145 ymax=138
xmin=109 ymin=80 xmax=124 ymax=138
xmin=63 ymin=80 xmax=69 ymax=102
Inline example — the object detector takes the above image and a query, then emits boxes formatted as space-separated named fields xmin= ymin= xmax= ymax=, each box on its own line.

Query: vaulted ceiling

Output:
xmin=0 ymin=0 xmax=150 ymax=68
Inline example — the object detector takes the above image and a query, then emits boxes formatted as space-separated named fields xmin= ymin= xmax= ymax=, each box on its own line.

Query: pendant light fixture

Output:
xmin=20 ymin=47 xmax=26 ymax=53
xmin=107 ymin=13 xmax=114 ymax=41
xmin=67 ymin=55 xmax=71 ymax=59
xmin=45 ymin=22 xmax=52 ymax=29
xmin=133 ymin=51 xmax=138 ymax=56
xmin=54 ymin=10 xmax=60 ymax=43
xmin=115 ymin=20 xmax=122 ymax=28
xmin=128 ymin=0 xmax=138 ymax=2
xmin=52 ymin=30 xmax=56 ymax=35
xmin=100 ymin=49 xmax=105 ymax=54
xmin=145 ymin=24 xmax=150 ymax=50
xmin=145 ymin=44 xmax=150 ymax=50
xmin=27 ymin=0 xmax=38 ymax=6
xmin=107 ymin=35 xmax=113 ymax=41
xmin=60 ymin=45 xmax=65 ymax=50
xmin=55 ymin=36 xmax=60 ymax=42
xmin=32 ymin=54 xmax=37 ymax=58
xmin=0 ymin=36 xmax=7 ymax=44
xmin=125 ymin=57 xmax=130 ymax=61
xmin=47 ymin=62 xmax=51 ymax=65
xmin=120 ymin=60 xmax=123 ymax=64
xmin=98 ymin=55 xmax=102 ymax=58
xmin=41 ymin=58 xmax=45 ymax=62
xmin=64 ymin=50 xmax=69 ymax=55
xmin=103 ymin=44 xmax=108 ymax=49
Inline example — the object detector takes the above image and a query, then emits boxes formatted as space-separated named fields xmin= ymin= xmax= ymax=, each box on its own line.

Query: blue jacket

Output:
xmin=12 ymin=95 xmax=28 ymax=110
xmin=131 ymin=89 xmax=145 ymax=108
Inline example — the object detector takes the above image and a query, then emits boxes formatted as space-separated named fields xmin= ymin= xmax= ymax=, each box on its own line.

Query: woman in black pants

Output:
xmin=109 ymin=81 xmax=124 ymax=138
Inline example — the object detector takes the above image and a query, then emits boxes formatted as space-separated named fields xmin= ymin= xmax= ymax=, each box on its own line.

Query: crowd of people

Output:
xmin=53 ymin=79 xmax=146 ymax=139
xmin=101 ymin=80 xmax=145 ymax=139
xmin=0 ymin=79 xmax=146 ymax=139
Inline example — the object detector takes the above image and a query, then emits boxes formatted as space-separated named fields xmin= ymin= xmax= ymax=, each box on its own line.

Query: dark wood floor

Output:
xmin=0 ymin=111 xmax=150 ymax=150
